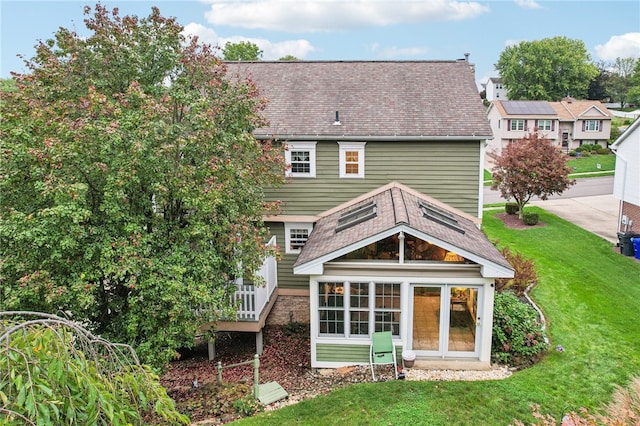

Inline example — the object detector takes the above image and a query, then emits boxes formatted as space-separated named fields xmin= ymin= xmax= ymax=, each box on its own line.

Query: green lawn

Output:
xmin=484 ymin=154 xmax=616 ymax=184
xmin=566 ymin=154 xmax=616 ymax=175
xmin=234 ymin=208 xmax=640 ymax=425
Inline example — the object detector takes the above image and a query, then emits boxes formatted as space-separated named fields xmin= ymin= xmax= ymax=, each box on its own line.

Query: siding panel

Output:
xmin=266 ymin=140 xmax=481 ymax=216
xmin=316 ymin=343 xmax=403 ymax=363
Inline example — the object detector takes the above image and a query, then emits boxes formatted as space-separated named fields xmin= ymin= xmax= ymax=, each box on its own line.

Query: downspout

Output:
xmin=611 ymin=145 xmax=627 ymax=233
xmin=478 ymin=140 xmax=488 ymax=222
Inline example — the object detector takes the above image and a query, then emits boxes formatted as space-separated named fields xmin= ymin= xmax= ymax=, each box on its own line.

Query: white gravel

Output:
xmin=403 ymin=364 xmax=512 ymax=381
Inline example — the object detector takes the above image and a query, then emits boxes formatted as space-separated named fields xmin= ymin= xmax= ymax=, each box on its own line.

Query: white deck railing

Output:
xmin=232 ymin=236 xmax=278 ymax=321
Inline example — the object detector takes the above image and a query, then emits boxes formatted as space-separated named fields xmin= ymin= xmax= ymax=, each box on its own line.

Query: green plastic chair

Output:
xmin=369 ymin=331 xmax=398 ymax=380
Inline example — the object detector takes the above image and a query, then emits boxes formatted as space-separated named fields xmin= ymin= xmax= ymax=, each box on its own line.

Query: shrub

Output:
xmin=592 ymin=143 xmax=602 ymax=151
xmin=522 ymin=212 xmax=539 ymax=226
xmin=568 ymin=150 xmax=578 ymax=157
xmin=0 ymin=312 xmax=189 ymax=425
xmin=596 ymin=148 xmax=611 ymax=155
xmin=491 ymin=292 xmax=548 ymax=367
xmin=495 ymin=246 xmax=538 ymax=296
xmin=581 ymin=150 xmax=592 ymax=157
xmin=505 ymin=202 xmax=519 ymax=215
xmin=233 ymin=394 xmax=263 ymax=416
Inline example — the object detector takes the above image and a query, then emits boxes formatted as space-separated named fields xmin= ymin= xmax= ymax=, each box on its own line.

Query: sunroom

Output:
xmin=293 ymin=183 xmax=514 ymax=370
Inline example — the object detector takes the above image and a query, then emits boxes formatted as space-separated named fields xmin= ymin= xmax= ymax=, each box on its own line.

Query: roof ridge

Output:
xmin=390 ymin=187 xmax=410 ymax=226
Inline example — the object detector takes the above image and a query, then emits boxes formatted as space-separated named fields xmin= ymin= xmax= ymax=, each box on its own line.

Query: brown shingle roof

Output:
xmin=225 ymin=61 xmax=492 ymax=139
xmin=293 ymin=182 xmax=512 ymax=273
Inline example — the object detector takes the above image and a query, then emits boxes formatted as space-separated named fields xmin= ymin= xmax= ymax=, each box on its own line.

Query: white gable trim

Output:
xmin=293 ymin=224 xmax=513 ymax=278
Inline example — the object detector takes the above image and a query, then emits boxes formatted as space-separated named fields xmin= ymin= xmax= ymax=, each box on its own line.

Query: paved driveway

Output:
xmin=530 ymin=195 xmax=620 ymax=244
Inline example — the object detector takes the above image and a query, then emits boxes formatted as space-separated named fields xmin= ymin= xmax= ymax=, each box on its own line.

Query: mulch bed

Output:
xmin=160 ymin=325 xmax=396 ymax=424
xmin=494 ymin=213 xmax=546 ymax=229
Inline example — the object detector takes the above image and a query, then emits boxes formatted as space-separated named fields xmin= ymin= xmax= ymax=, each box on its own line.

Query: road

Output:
xmin=483 ymin=175 xmax=613 ymax=204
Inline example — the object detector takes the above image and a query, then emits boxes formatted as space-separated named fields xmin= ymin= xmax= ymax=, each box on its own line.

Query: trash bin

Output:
xmin=633 ymin=238 xmax=640 ymax=260
xmin=402 ymin=350 xmax=416 ymax=368
xmin=618 ymin=232 xmax=639 ymax=256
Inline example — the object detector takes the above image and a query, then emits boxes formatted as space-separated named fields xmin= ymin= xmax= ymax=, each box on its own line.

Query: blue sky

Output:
xmin=1 ymin=0 xmax=639 ymax=88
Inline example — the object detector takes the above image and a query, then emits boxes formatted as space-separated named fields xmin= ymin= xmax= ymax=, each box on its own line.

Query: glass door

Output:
xmin=446 ymin=287 xmax=479 ymax=355
xmin=412 ymin=287 xmax=441 ymax=353
xmin=411 ymin=285 xmax=481 ymax=357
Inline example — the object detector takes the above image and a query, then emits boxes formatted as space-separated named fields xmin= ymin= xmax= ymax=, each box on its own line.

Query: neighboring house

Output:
xmin=486 ymin=99 xmax=613 ymax=156
xmin=483 ymin=77 xmax=508 ymax=101
xmin=220 ymin=59 xmax=514 ymax=370
xmin=611 ymin=117 xmax=640 ymax=235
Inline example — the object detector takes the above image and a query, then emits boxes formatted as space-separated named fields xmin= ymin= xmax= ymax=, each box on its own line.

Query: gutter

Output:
xmin=255 ymin=134 xmax=493 ymax=142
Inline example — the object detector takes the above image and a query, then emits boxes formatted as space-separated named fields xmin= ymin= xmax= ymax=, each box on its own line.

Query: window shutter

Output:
xmin=599 ymin=120 xmax=603 ymax=131
xmin=552 ymin=121 xmax=555 ymax=131
xmin=524 ymin=120 xmax=528 ymax=131
xmin=582 ymin=121 xmax=585 ymax=131
xmin=508 ymin=120 xmax=511 ymax=130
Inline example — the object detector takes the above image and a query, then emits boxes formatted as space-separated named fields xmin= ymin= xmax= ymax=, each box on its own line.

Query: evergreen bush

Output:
xmin=505 ymin=202 xmax=519 ymax=215
xmin=522 ymin=212 xmax=539 ymax=225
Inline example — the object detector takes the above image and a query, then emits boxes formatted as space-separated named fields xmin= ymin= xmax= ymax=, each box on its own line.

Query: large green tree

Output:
xmin=627 ymin=59 xmax=640 ymax=106
xmin=588 ymin=61 xmax=611 ymax=101
xmin=0 ymin=5 xmax=285 ymax=368
xmin=222 ymin=41 xmax=263 ymax=61
xmin=491 ymin=132 xmax=575 ymax=219
xmin=608 ymin=57 xmax=638 ymax=108
xmin=495 ymin=36 xmax=598 ymax=101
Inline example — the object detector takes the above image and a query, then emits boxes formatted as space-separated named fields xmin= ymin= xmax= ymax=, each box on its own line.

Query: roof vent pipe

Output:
xmin=333 ymin=110 xmax=341 ymax=125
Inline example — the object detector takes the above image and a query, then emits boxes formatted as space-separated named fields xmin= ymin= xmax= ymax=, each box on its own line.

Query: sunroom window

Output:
xmin=318 ymin=281 xmax=401 ymax=337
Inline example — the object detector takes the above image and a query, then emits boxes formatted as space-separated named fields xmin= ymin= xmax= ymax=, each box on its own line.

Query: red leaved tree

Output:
xmin=491 ymin=132 xmax=575 ymax=219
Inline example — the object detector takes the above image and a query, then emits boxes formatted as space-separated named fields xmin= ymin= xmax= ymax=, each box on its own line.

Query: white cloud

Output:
xmin=504 ymin=39 xmax=522 ymax=48
xmin=369 ymin=43 xmax=430 ymax=59
xmin=182 ymin=22 xmax=316 ymax=59
xmin=201 ymin=0 xmax=490 ymax=32
xmin=594 ymin=33 xmax=640 ymax=60
xmin=182 ymin=22 xmax=220 ymax=45
xmin=514 ymin=0 xmax=541 ymax=10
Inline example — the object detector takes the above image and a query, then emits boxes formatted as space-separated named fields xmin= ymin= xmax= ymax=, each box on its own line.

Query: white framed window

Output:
xmin=338 ymin=142 xmax=365 ymax=178
xmin=509 ymin=119 xmax=525 ymax=131
xmin=284 ymin=142 xmax=316 ymax=178
xmin=284 ymin=222 xmax=313 ymax=254
xmin=537 ymin=119 xmax=552 ymax=131
xmin=318 ymin=281 xmax=401 ymax=337
xmin=583 ymin=120 xmax=600 ymax=132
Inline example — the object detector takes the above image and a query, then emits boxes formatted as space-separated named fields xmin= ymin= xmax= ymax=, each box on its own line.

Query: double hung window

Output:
xmin=285 ymin=142 xmax=316 ymax=177
xmin=584 ymin=120 xmax=600 ymax=132
xmin=509 ymin=119 xmax=525 ymax=131
xmin=338 ymin=142 xmax=365 ymax=178
xmin=537 ymin=119 xmax=552 ymax=131
xmin=285 ymin=223 xmax=313 ymax=254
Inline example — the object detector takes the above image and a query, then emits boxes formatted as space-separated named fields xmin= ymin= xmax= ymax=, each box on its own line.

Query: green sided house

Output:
xmin=220 ymin=58 xmax=514 ymax=370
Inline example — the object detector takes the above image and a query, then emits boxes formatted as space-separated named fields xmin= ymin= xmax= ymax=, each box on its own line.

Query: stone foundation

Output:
xmin=266 ymin=294 xmax=310 ymax=325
